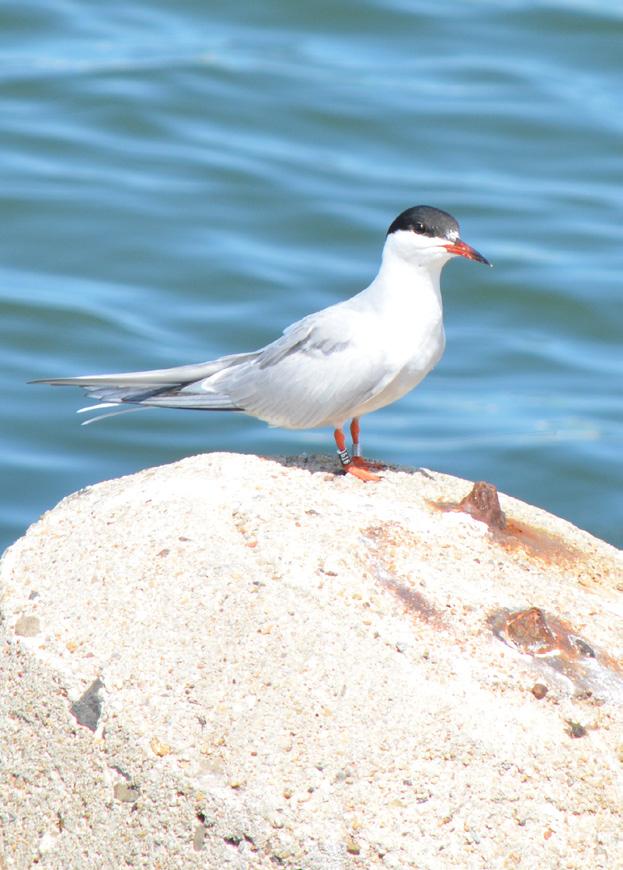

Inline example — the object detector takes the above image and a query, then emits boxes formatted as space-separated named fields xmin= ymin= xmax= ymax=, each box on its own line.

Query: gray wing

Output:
xmin=155 ymin=307 xmax=397 ymax=429
xmin=34 ymin=305 xmax=395 ymax=429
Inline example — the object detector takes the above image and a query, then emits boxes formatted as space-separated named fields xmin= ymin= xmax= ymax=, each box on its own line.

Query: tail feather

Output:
xmin=30 ymin=351 xmax=257 ymax=417
xmin=80 ymin=405 xmax=153 ymax=426
xmin=30 ymin=351 xmax=259 ymax=390
xmin=77 ymin=402 xmax=122 ymax=414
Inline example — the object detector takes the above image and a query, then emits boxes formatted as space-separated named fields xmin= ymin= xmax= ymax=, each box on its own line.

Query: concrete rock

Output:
xmin=1 ymin=452 xmax=622 ymax=868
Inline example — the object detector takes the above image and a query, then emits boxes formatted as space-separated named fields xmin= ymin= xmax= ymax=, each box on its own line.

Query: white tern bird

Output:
xmin=33 ymin=205 xmax=490 ymax=481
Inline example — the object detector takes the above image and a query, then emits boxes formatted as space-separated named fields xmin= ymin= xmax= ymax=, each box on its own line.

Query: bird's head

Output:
xmin=384 ymin=205 xmax=490 ymax=268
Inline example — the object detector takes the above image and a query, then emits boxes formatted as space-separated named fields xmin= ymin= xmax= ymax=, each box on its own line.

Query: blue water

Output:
xmin=2 ymin=1 xmax=622 ymax=551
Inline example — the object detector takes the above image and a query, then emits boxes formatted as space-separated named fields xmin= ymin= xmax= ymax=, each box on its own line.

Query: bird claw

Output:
xmin=344 ymin=462 xmax=382 ymax=483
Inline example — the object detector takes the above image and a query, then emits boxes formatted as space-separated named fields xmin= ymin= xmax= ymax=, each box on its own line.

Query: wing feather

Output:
xmin=33 ymin=304 xmax=396 ymax=429
xmin=205 ymin=307 xmax=393 ymax=428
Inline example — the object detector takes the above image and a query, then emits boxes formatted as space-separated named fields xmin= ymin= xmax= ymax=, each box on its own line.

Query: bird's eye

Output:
xmin=413 ymin=222 xmax=424 ymax=233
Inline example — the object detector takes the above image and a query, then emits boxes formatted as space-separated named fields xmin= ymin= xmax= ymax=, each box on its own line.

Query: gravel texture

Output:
xmin=1 ymin=452 xmax=622 ymax=869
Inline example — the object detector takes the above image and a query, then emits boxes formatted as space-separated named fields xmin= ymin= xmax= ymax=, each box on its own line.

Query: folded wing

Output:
xmin=33 ymin=305 xmax=396 ymax=429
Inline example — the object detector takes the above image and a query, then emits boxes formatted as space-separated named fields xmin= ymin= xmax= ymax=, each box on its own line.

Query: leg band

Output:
xmin=337 ymin=446 xmax=352 ymax=467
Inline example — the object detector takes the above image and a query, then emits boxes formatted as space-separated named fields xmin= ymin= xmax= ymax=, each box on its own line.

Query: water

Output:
xmin=2 ymin=1 xmax=622 ymax=552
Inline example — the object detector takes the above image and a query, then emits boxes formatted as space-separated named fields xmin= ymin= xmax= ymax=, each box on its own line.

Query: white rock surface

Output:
xmin=1 ymin=452 xmax=622 ymax=869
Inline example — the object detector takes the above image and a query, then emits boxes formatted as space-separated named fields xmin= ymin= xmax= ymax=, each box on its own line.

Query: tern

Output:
xmin=33 ymin=205 xmax=490 ymax=482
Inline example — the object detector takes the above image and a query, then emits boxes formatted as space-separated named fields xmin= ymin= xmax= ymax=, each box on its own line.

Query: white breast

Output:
xmin=350 ymin=318 xmax=445 ymax=419
xmin=343 ymin=245 xmax=447 ymax=420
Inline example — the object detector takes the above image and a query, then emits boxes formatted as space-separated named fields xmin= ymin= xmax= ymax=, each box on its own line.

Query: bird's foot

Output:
xmin=344 ymin=462 xmax=382 ymax=483
xmin=334 ymin=426 xmax=382 ymax=482
xmin=350 ymin=455 xmax=387 ymax=471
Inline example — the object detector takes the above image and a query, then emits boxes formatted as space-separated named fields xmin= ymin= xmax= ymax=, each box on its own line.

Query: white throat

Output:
xmin=361 ymin=230 xmax=453 ymax=311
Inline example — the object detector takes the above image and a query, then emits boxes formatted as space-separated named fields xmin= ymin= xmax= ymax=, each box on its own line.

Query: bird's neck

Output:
xmin=362 ymin=247 xmax=445 ymax=312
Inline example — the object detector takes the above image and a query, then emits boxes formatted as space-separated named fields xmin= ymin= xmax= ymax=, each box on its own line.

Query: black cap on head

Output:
xmin=387 ymin=206 xmax=460 ymax=241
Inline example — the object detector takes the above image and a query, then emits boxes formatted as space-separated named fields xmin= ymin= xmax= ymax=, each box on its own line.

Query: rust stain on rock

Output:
xmin=458 ymin=481 xmax=506 ymax=529
xmin=433 ymin=481 xmax=583 ymax=568
xmin=495 ymin=517 xmax=583 ymax=567
xmin=379 ymin=576 xmax=442 ymax=625
xmin=362 ymin=523 xmax=444 ymax=627
xmin=491 ymin=606 xmax=623 ymax=702
xmin=491 ymin=607 xmax=597 ymax=661
xmin=494 ymin=607 xmax=559 ymax=657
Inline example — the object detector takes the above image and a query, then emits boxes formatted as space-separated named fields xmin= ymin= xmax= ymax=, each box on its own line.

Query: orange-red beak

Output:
xmin=444 ymin=239 xmax=491 ymax=266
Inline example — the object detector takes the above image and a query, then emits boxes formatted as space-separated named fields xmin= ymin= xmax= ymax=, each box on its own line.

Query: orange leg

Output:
xmin=334 ymin=427 xmax=381 ymax=483
xmin=348 ymin=417 xmax=386 ymax=471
